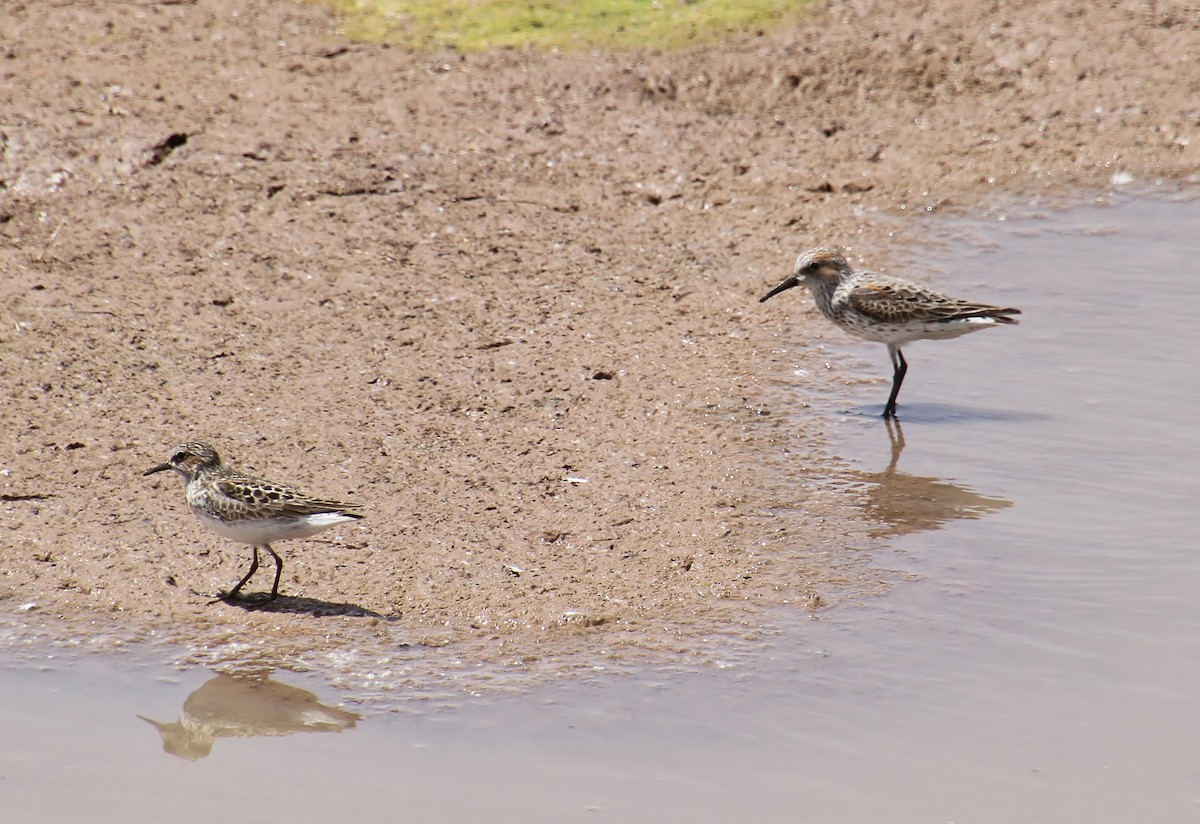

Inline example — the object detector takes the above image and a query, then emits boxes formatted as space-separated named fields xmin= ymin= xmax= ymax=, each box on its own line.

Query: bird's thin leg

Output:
xmin=227 ymin=545 xmax=260 ymax=599
xmin=883 ymin=345 xmax=907 ymax=419
xmin=264 ymin=543 xmax=284 ymax=602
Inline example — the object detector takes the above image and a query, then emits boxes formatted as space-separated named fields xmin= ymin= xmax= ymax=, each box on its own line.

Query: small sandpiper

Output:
xmin=144 ymin=441 xmax=363 ymax=602
xmin=760 ymin=247 xmax=1021 ymax=418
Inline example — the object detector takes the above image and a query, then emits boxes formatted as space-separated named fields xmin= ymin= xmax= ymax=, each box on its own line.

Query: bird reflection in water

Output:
xmin=852 ymin=420 xmax=1011 ymax=537
xmin=139 ymin=672 xmax=362 ymax=761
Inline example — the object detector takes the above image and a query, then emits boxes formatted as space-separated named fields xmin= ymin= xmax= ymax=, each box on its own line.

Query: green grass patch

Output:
xmin=324 ymin=0 xmax=812 ymax=52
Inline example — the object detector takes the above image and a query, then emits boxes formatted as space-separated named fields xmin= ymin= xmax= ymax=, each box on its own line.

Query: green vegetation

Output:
xmin=325 ymin=0 xmax=811 ymax=52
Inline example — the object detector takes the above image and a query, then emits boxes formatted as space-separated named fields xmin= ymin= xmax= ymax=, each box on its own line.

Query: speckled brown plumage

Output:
xmin=144 ymin=442 xmax=363 ymax=602
xmin=760 ymin=247 xmax=1021 ymax=418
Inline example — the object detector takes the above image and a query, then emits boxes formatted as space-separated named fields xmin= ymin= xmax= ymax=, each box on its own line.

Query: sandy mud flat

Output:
xmin=0 ymin=0 xmax=1196 ymax=683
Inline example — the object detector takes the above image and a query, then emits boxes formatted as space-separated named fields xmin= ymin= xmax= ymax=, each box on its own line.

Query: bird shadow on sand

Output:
xmin=196 ymin=589 xmax=396 ymax=620
xmin=840 ymin=402 xmax=1050 ymax=424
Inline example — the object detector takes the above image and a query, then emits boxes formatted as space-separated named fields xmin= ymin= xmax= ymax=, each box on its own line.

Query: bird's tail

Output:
xmin=957 ymin=306 xmax=1021 ymax=324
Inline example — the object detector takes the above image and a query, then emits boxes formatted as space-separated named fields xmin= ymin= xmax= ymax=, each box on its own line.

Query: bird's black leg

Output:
xmin=264 ymin=543 xmax=284 ymax=602
xmin=227 ymin=545 xmax=260 ymax=599
xmin=883 ymin=345 xmax=907 ymax=419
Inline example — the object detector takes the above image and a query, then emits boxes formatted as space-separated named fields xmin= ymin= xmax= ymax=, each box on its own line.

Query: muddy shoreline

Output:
xmin=1 ymin=0 xmax=1196 ymax=684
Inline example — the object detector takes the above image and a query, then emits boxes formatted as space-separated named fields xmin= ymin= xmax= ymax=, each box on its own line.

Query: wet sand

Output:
xmin=1 ymin=0 xmax=1198 ymax=679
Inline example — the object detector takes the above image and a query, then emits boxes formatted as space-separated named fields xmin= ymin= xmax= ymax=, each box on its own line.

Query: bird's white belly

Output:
xmin=193 ymin=508 xmax=354 ymax=545
xmin=844 ymin=316 xmax=1004 ymax=345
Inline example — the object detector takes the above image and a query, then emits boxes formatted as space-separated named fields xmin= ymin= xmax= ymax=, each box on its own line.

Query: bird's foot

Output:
xmin=188 ymin=586 xmax=233 ymax=605
xmin=210 ymin=589 xmax=274 ymax=608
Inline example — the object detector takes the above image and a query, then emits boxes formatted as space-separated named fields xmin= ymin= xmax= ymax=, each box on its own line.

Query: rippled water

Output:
xmin=6 ymin=189 xmax=1199 ymax=822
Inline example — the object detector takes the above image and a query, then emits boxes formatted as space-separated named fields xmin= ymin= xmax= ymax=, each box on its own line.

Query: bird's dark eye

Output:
xmin=172 ymin=451 xmax=186 ymax=463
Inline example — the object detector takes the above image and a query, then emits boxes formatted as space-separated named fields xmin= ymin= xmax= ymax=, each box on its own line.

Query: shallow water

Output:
xmin=770 ymin=187 xmax=1200 ymax=820
xmin=6 ymin=189 xmax=1200 ymax=822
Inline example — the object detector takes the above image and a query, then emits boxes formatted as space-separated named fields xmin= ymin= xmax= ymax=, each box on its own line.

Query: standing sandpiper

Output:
xmin=144 ymin=442 xmax=363 ymax=603
xmin=760 ymin=247 xmax=1021 ymax=418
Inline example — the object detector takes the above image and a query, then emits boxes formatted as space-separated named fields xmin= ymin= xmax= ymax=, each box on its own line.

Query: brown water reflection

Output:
xmin=139 ymin=673 xmax=362 ymax=761
xmin=841 ymin=420 xmax=1011 ymax=538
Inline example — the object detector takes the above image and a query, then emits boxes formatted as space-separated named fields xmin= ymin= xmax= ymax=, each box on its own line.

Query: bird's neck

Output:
xmin=806 ymin=275 xmax=840 ymax=318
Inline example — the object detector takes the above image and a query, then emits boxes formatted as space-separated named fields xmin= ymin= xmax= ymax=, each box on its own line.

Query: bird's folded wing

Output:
xmin=849 ymin=283 xmax=1016 ymax=324
xmin=847 ymin=283 xmax=941 ymax=323
xmin=214 ymin=477 xmax=360 ymax=518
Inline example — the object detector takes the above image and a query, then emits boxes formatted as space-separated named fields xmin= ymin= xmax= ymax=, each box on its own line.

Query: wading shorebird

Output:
xmin=760 ymin=247 xmax=1021 ymax=418
xmin=144 ymin=442 xmax=363 ymax=602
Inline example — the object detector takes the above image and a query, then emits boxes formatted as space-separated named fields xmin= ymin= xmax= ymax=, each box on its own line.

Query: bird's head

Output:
xmin=144 ymin=442 xmax=222 ymax=479
xmin=760 ymin=247 xmax=850 ymax=302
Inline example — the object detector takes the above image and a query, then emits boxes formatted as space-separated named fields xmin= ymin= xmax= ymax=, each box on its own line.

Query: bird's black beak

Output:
xmin=143 ymin=463 xmax=172 ymax=476
xmin=759 ymin=276 xmax=800 ymax=303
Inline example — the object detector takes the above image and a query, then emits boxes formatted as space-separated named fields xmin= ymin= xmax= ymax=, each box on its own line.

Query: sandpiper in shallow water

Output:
xmin=760 ymin=247 xmax=1021 ymax=418
xmin=144 ymin=441 xmax=363 ymax=602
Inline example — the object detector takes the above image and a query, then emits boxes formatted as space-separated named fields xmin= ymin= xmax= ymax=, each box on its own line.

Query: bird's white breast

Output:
xmin=839 ymin=314 xmax=1007 ymax=344
xmin=193 ymin=508 xmax=356 ymax=545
